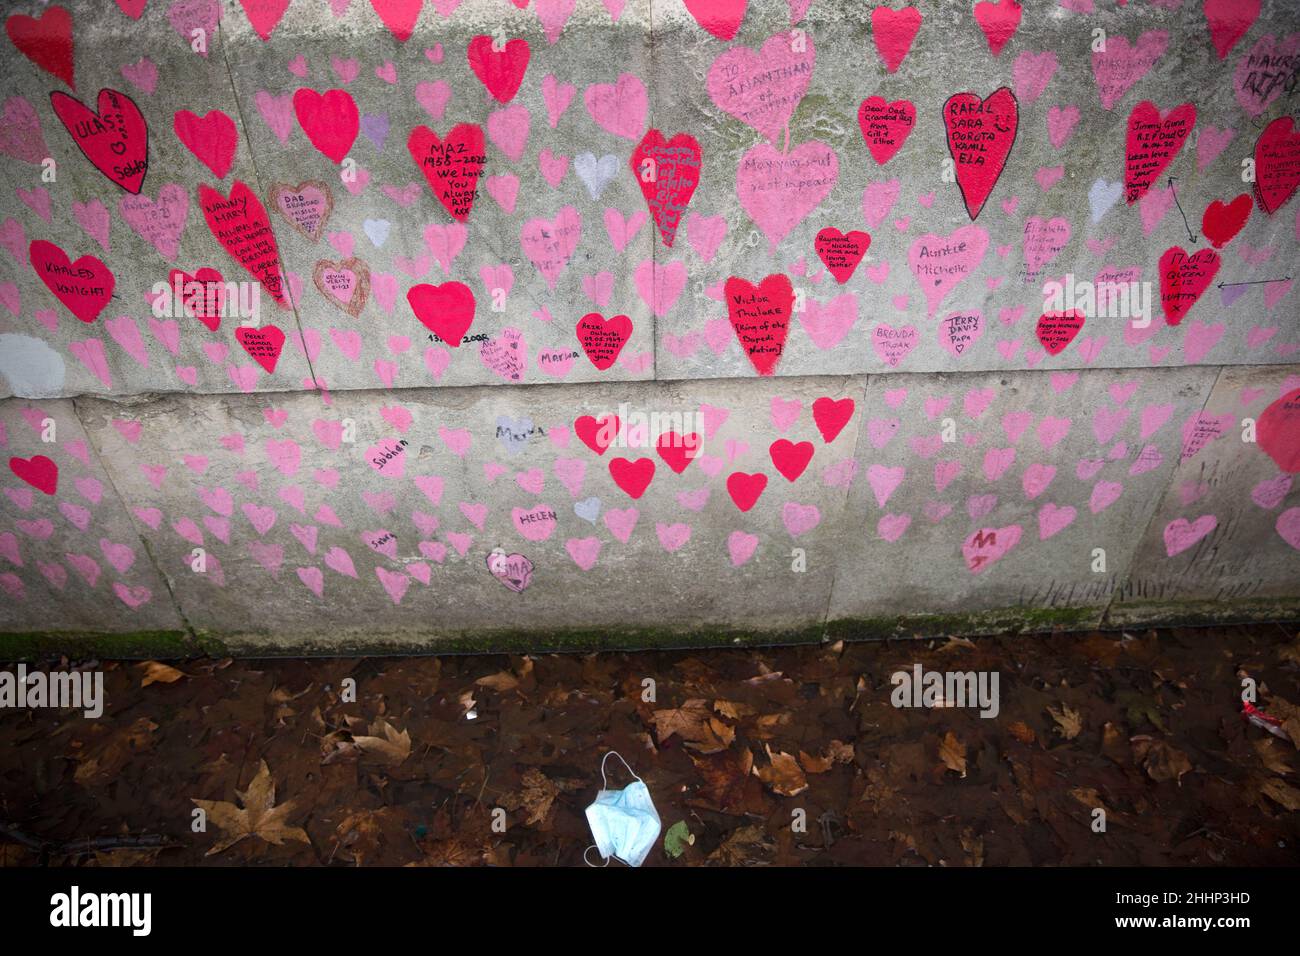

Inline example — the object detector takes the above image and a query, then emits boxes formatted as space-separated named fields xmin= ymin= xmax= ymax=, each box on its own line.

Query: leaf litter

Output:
xmin=0 ymin=625 xmax=1297 ymax=866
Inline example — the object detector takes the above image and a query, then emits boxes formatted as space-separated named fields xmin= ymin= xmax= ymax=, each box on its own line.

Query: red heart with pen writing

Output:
xmin=1254 ymin=116 xmax=1300 ymax=215
xmin=50 ymin=88 xmax=148 ymax=193
xmin=725 ymin=274 xmax=792 ymax=376
xmin=29 ymin=240 xmax=115 ymax=324
xmin=1035 ymin=310 xmax=1084 ymax=356
xmin=235 ymin=324 xmax=285 ymax=374
xmin=408 ymin=123 xmax=486 ymax=223
xmin=1124 ymin=100 xmax=1195 ymax=205
xmin=198 ymin=181 xmax=286 ymax=305
xmin=1158 ymin=246 xmax=1218 ymax=326
xmin=814 ymin=228 xmax=870 ymax=284
xmin=169 ymin=267 xmax=226 ymax=331
xmin=631 ymin=129 xmax=701 ymax=248
xmin=576 ymin=312 xmax=632 ymax=370
xmin=1258 ymin=387 xmax=1300 ymax=474
xmin=942 ymin=87 xmax=1018 ymax=220
xmin=857 ymin=97 xmax=915 ymax=165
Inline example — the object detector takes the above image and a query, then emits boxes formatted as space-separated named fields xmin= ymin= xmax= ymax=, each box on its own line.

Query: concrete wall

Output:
xmin=1 ymin=0 xmax=1297 ymax=654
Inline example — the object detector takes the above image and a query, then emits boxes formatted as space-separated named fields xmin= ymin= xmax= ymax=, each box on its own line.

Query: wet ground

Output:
xmin=1 ymin=624 xmax=1298 ymax=866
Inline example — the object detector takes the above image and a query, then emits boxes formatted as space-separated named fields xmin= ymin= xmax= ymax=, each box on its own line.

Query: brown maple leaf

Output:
xmin=352 ymin=718 xmax=411 ymax=766
xmin=651 ymin=699 xmax=731 ymax=753
xmin=707 ymin=825 xmax=772 ymax=866
xmin=1047 ymin=703 xmax=1083 ymax=740
xmin=191 ymin=760 xmax=311 ymax=857
xmin=499 ymin=768 xmax=569 ymax=829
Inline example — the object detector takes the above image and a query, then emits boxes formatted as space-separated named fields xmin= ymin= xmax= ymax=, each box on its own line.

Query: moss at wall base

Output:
xmin=1 ymin=597 xmax=1297 ymax=661
xmin=0 ymin=630 xmax=209 ymax=662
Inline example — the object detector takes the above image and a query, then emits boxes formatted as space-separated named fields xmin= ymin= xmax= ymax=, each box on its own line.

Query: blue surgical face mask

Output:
xmin=584 ymin=752 xmax=661 ymax=868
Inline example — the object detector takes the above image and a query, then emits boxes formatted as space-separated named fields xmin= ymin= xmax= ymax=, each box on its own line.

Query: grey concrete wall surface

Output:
xmin=0 ymin=0 xmax=1297 ymax=654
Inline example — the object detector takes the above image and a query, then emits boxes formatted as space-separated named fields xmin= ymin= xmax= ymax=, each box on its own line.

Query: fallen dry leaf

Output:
xmin=754 ymin=745 xmax=808 ymax=796
xmin=1254 ymin=738 xmax=1294 ymax=776
xmin=191 ymin=760 xmax=311 ymax=857
xmin=1008 ymin=721 xmax=1036 ymax=744
xmin=1259 ymin=777 xmax=1300 ymax=811
xmin=137 ymin=661 xmax=185 ymax=687
xmin=499 ymin=768 xmax=564 ymax=828
xmin=352 ymin=718 xmax=411 ymax=766
xmin=652 ymin=699 xmax=732 ymax=753
xmin=939 ymin=731 xmax=968 ymax=777
xmin=1048 ymin=703 xmax=1083 ymax=740
xmin=1132 ymin=737 xmax=1193 ymax=785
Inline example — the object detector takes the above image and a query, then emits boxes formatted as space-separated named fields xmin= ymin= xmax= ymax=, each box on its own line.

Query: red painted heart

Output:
xmin=812 ymin=397 xmax=855 ymax=443
xmin=407 ymin=281 xmax=476 ymax=346
xmin=8 ymin=455 xmax=58 ymax=495
xmin=609 ymin=457 xmax=655 ymax=499
xmin=292 ymin=88 xmax=359 ymax=164
xmin=198 ymin=181 xmax=286 ymax=305
xmin=29 ymin=240 xmax=114 ymax=324
xmin=235 ymin=323 xmax=286 ymax=373
xmin=814 ymin=228 xmax=871 ymax=284
xmin=50 ymin=88 xmax=148 ymax=194
xmin=655 ymin=431 xmax=701 ymax=474
xmin=631 ymin=129 xmax=701 ymax=248
xmin=174 ymin=109 xmax=237 ymax=179
xmin=942 ymin=87 xmax=1018 ymax=220
xmin=682 ymin=0 xmax=747 ymax=41
xmin=369 ymin=0 xmax=422 ymax=42
xmin=726 ymin=471 xmax=768 ymax=512
xmin=576 ymin=312 xmax=632 ymax=370
xmin=466 ymin=35 xmax=530 ymax=104
xmin=725 ymin=274 xmax=793 ymax=376
xmin=6 ymin=6 xmax=74 ymax=88
xmin=575 ymin=415 xmax=620 ymax=456
xmin=408 ymin=123 xmax=486 ymax=223
xmin=1254 ymin=116 xmax=1300 ymax=215
xmin=769 ymin=439 xmax=814 ymax=482
xmin=1200 ymin=194 xmax=1251 ymax=249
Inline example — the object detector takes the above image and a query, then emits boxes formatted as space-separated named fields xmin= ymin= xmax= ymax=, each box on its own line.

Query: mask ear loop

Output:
xmin=587 ymin=751 xmax=640 ymax=867
xmin=599 ymin=749 xmax=642 ymax=790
